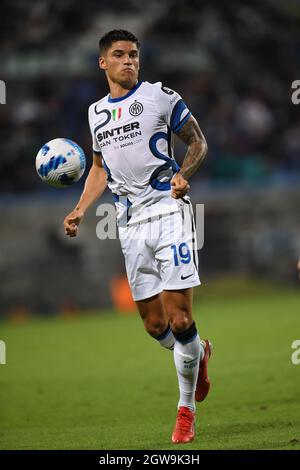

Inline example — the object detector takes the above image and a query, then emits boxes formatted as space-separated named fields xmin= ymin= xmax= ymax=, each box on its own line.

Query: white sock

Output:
xmin=155 ymin=325 xmax=175 ymax=350
xmin=173 ymin=333 xmax=204 ymax=411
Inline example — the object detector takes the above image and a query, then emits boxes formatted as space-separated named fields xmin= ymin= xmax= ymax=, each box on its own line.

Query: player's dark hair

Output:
xmin=99 ymin=30 xmax=140 ymax=55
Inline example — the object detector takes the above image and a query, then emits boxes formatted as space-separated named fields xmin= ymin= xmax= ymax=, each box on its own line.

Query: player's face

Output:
xmin=99 ymin=41 xmax=140 ymax=89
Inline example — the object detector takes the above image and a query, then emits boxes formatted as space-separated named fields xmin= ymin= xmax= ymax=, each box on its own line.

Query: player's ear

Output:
xmin=99 ymin=56 xmax=107 ymax=71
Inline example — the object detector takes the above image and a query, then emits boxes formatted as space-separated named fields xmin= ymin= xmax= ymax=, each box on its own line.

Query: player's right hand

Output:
xmin=64 ymin=209 xmax=84 ymax=237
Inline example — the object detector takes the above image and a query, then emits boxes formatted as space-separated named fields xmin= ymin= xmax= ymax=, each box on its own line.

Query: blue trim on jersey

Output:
xmin=167 ymin=126 xmax=172 ymax=159
xmin=102 ymin=157 xmax=113 ymax=182
xmin=126 ymin=197 xmax=132 ymax=223
xmin=149 ymin=132 xmax=177 ymax=170
xmin=149 ymin=163 xmax=174 ymax=190
xmin=108 ymin=81 xmax=143 ymax=103
xmin=173 ymin=111 xmax=191 ymax=134
xmin=112 ymin=195 xmax=132 ymax=224
xmin=148 ymin=132 xmax=180 ymax=191
xmin=170 ymin=99 xmax=190 ymax=132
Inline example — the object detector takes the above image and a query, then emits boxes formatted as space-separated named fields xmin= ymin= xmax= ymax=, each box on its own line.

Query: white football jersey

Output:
xmin=88 ymin=81 xmax=191 ymax=225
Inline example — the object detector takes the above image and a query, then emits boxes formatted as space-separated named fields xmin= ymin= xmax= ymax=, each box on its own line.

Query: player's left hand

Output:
xmin=170 ymin=173 xmax=190 ymax=199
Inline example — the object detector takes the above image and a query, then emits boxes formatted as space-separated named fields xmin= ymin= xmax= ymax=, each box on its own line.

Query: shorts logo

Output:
xmin=112 ymin=108 xmax=122 ymax=121
xmin=129 ymin=101 xmax=143 ymax=116
xmin=181 ymin=273 xmax=193 ymax=280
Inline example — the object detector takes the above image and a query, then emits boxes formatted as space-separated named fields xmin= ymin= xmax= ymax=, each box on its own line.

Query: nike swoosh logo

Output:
xmin=181 ymin=273 xmax=193 ymax=280
xmin=184 ymin=358 xmax=196 ymax=364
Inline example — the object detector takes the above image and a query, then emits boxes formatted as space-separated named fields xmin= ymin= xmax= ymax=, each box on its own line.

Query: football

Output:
xmin=35 ymin=138 xmax=86 ymax=188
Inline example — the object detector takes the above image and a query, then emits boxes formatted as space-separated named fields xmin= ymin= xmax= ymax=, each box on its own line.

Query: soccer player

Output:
xmin=64 ymin=30 xmax=212 ymax=444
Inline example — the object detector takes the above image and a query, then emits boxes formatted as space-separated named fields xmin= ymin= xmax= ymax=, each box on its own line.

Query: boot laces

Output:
xmin=175 ymin=408 xmax=193 ymax=432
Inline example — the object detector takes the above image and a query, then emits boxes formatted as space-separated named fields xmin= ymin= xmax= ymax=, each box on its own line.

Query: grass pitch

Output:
xmin=1 ymin=280 xmax=300 ymax=450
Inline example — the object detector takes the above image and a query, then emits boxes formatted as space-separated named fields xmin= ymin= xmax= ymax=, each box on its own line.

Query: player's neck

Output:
xmin=108 ymin=79 xmax=138 ymax=99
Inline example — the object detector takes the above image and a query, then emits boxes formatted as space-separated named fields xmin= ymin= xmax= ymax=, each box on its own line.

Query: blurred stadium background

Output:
xmin=1 ymin=0 xmax=300 ymax=450
xmin=0 ymin=0 xmax=300 ymax=315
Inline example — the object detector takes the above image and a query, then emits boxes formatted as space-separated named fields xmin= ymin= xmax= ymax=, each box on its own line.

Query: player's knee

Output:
xmin=169 ymin=311 xmax=191 ymax=334
xmin=144 ymin=319 xmax=167 ymax=338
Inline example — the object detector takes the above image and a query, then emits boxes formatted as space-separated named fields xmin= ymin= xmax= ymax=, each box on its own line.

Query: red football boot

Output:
xmin=195 ymin=339 xmax=213 ymax=402
xmin=171 ymin=406 xmax=195 ymax=444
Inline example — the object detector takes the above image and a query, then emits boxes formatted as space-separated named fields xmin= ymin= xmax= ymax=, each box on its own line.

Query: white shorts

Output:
xmin=118 ymin=199 xmax=200 ymax=301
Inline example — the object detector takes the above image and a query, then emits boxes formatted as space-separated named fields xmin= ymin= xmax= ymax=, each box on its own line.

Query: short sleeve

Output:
xmin=88 ymin=104 xmax=102 ymax=155
xmin=153 ymin=83 xmax=191 ymax=134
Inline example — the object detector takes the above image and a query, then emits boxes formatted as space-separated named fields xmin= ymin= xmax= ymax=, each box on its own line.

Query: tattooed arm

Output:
xmin=178 ymin=115 xmax=208 ymax=180
xmin=170 ymin=115 xmax=208 ymax=199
